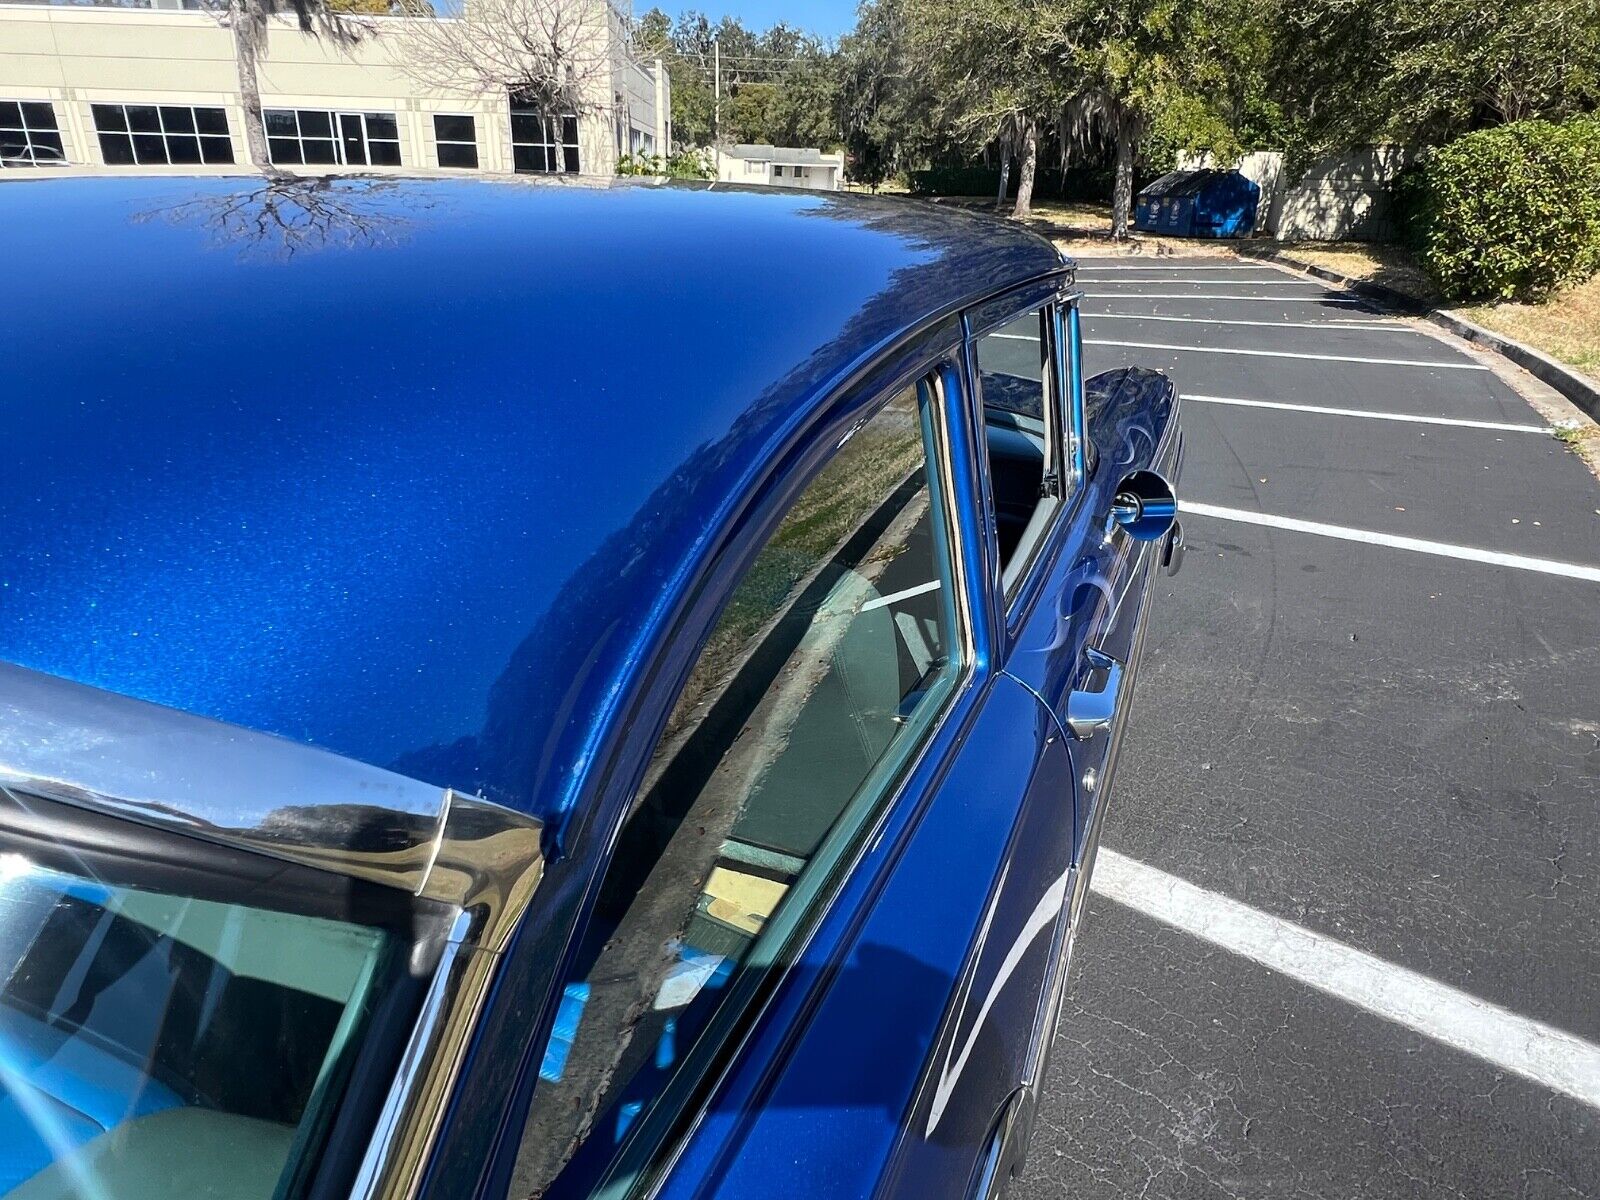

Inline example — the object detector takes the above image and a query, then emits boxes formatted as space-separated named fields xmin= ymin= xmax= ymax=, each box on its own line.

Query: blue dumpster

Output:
xmin=1134 ymin=169 xmax=1259 ymax=238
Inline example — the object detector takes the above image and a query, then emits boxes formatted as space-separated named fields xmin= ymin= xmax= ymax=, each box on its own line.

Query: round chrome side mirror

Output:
xmin=1108 ymin=470 xmax=1178 ymax=542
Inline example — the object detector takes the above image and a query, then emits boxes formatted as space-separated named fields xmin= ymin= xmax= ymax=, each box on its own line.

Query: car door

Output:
xmin=490 ymin=357 xmax=1007 ymax=1200
xmin=652 ymin=674 xmax=1077 ymax=1200
xmin=1000 ymin=298 xmax=1181 ymax=855
xmin=878 ymin=285 xmax=1180 ymax=1200
xmin=805 ymin=284 xmax=1106 ymax=1200
xmin=884 ymin=285 xmax=1098 ymax=1200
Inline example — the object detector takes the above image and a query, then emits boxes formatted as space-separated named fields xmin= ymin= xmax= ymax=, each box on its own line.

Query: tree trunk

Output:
xmin=1111 ymin=115 xmax=1135 ymax=240
xmin=995 ymin=143 xmax=1012 ymax=209
xmin=1011 ymin=118 xmax=1037 ymax=219
xmin=230 ymin=0 xmax=273 ymax=170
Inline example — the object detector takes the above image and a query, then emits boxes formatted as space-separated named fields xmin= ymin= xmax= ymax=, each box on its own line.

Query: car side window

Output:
xmin=510 ymin=375 xmax=965 ymax=1199
xmin=973 ymin=303 xmax=1071 ymax=590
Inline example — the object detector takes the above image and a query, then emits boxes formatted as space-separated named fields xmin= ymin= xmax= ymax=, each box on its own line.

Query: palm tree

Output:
xmin=1061 ymin=89 xmax=1146 ymax=240
xmin=217 ymin=0 xmax=361 ymax=169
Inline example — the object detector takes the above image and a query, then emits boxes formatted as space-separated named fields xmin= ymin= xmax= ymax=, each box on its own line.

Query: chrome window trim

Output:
xmin=356 ymin=792 xmax=545 ymax=1200
xmin=1056 ymin=288 xmax=1088 ymax=498
xmin=0 ymin=661 xmax=449 ymax=891
xmin=0 ymin=661 xmax=545 ymax=1200
xmin=965 ymin=296 xmax=1070 ymax=601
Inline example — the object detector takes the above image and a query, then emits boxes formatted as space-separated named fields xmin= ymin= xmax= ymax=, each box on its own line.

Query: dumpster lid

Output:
xmin=1138 ymin=169 xmax=1251 ymax=200
xmin=1138 ymin=170 xmax=1209 ymax=199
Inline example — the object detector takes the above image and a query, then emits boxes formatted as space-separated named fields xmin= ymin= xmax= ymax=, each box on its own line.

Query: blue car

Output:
xmin=0 ymin=176 xmax=1180 ymax=1200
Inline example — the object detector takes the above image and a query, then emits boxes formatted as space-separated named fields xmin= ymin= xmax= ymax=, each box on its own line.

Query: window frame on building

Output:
xmin=432 ymin=112 xmax=479 ymax=170
xmin=509 ymin=105 xmax=580 ymax=175
xmin=90 ymin=103 xmax=234 ymax=167
xmin=264 ymin=108 xmax=401 ymax=169
xmin=0 ymin=100 xmax=66 ymax=167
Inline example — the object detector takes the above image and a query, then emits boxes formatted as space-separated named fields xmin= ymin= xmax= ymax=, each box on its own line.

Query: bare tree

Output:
xmin=398 ymin=0 xmax=612 ymax=139
xmin=135 ymin=176 xmax=431 ymax=258
xmin=209 ymin=0 xmax=364 ymax=169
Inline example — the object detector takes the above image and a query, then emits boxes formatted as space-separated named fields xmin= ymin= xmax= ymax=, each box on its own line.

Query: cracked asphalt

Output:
xmin=1013 ymin=257 xmax=1600 ymax=1199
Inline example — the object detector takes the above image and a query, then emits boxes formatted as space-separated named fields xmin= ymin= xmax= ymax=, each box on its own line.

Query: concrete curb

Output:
xmin=1236 ymin=246 xmax=1600 ymax=425
xmin=1425 ymin=311 xmax=1600 ymax=425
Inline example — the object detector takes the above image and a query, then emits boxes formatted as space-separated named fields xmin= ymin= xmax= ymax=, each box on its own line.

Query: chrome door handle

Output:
xmin=1067 ymin=648 xmax=1123 ymax=739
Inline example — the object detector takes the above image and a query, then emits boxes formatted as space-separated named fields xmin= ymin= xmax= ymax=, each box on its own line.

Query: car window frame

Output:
xmin=507 ymin=351 xmax=983 ymax=1200
xmin=1056 ymin=289 xmax=1091 ymax=492
xmin=964 ymin=280 xmax=1086 ymax=615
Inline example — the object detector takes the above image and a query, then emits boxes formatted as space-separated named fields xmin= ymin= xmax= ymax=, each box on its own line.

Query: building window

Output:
xmin=264 ymin=109 xmax=401 ymax=168
xmin=0 ymin=101 xmax=66 ymax=167
xmin=433 ymin=113 xmax=478 ymax=169
xmin=510 ymin=105 xmax=578 ymax=174
xmin=91 ymin=103 xmax=233 ymax=166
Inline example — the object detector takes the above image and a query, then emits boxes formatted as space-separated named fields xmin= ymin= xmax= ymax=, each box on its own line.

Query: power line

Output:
xmin=650 ymin=49 xmax=828 ymax=65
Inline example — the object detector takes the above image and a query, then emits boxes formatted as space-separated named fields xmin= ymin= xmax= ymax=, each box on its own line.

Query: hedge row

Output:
xmin=907 ymin=163 xmax=1121 ymax=203
xmin=1396 ymin=118 xmax=1600 ymax=302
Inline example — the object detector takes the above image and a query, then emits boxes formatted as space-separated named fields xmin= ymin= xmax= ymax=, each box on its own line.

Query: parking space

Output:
xmin=1017 ymin=256 xmax=1600 ymax=1198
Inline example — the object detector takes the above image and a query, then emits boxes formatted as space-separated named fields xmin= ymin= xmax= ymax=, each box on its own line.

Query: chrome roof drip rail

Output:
xmin=0 ymin=660 xmax=546 ymax=1200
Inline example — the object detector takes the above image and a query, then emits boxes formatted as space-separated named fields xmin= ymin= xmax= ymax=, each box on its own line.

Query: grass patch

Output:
xmin=1260 ymin=240 xmax=1442 ymax=304
xmin=1551 ymin=419 xmax=1600 ymax=478
xmin=1458 ymin=274 xmax=1600 ymax=382
xmin=1014 ymin=199 xmax=1114 ymax=230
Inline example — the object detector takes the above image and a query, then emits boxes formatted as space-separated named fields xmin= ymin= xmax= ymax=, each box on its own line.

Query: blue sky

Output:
xmin=660 ymin=1 xmax=859 ymax=41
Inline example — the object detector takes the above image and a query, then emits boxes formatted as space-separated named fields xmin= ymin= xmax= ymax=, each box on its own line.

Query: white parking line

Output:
xmin=1182 ymin=394 xmax=1548 ymax=433
xmin=1091 ymin=849 xmax=1600 ymax=1110
xmin=1180 ymin=502 xmax=1600 ymax=582
xmin=1088 ymin=313 xmax=1407 ymax=331
xmin=1074 ymin=263 xmax=1272 ymax=271
xmin=1082 ymin=293 xmax=1369 ymax=305
xmin=1089 ymin=339 xmax=1486 ymax=370
xmin=1077 ymin=277 xmax=1315 ymax=285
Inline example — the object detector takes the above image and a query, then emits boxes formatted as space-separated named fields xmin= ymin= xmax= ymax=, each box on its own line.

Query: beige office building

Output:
xmin=0 ymin=1 xmax=669 ymax=177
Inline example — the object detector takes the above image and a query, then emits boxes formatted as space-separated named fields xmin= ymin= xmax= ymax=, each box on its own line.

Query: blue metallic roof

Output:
xmin=0 ymin=174 xmax=1063 ymax=816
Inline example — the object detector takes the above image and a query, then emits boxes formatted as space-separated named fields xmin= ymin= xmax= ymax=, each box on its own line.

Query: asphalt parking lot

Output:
xmin=1016 ymin=257 xmax=1600 ymax=1198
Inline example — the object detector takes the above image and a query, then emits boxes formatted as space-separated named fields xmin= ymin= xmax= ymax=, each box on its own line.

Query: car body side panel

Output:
xmin=1004 ymin=368 xmax=1180 ymax=852
xmin=647 ymin=675 xmax=1071 ymax=1200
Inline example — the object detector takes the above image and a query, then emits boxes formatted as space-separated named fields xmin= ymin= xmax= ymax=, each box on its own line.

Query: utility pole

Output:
xmin=712 ymin=35 xmax=721 ymax=145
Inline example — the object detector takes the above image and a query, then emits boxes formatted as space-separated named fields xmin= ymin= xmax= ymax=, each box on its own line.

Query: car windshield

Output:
xmin=0 ymin=849 xmax=398 ymax=1199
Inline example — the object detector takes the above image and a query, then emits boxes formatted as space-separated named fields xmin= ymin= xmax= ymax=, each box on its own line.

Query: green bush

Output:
xmin=1396 ymin=119 xmax=1600 ymax=302
xmin=615 ymin=150 xmax=715 ymax=181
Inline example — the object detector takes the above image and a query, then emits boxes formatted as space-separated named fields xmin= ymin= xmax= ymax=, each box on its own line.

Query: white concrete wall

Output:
xmin=618 ymin=51 xmax=662 ymax=156
xmin=0 ymin=1 xmax=665 ymax=177
xmin=1178 ymin=146 xmax=1413 ymax=242
xmin=1272 ymin=146 xmax=1413 ymax=242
